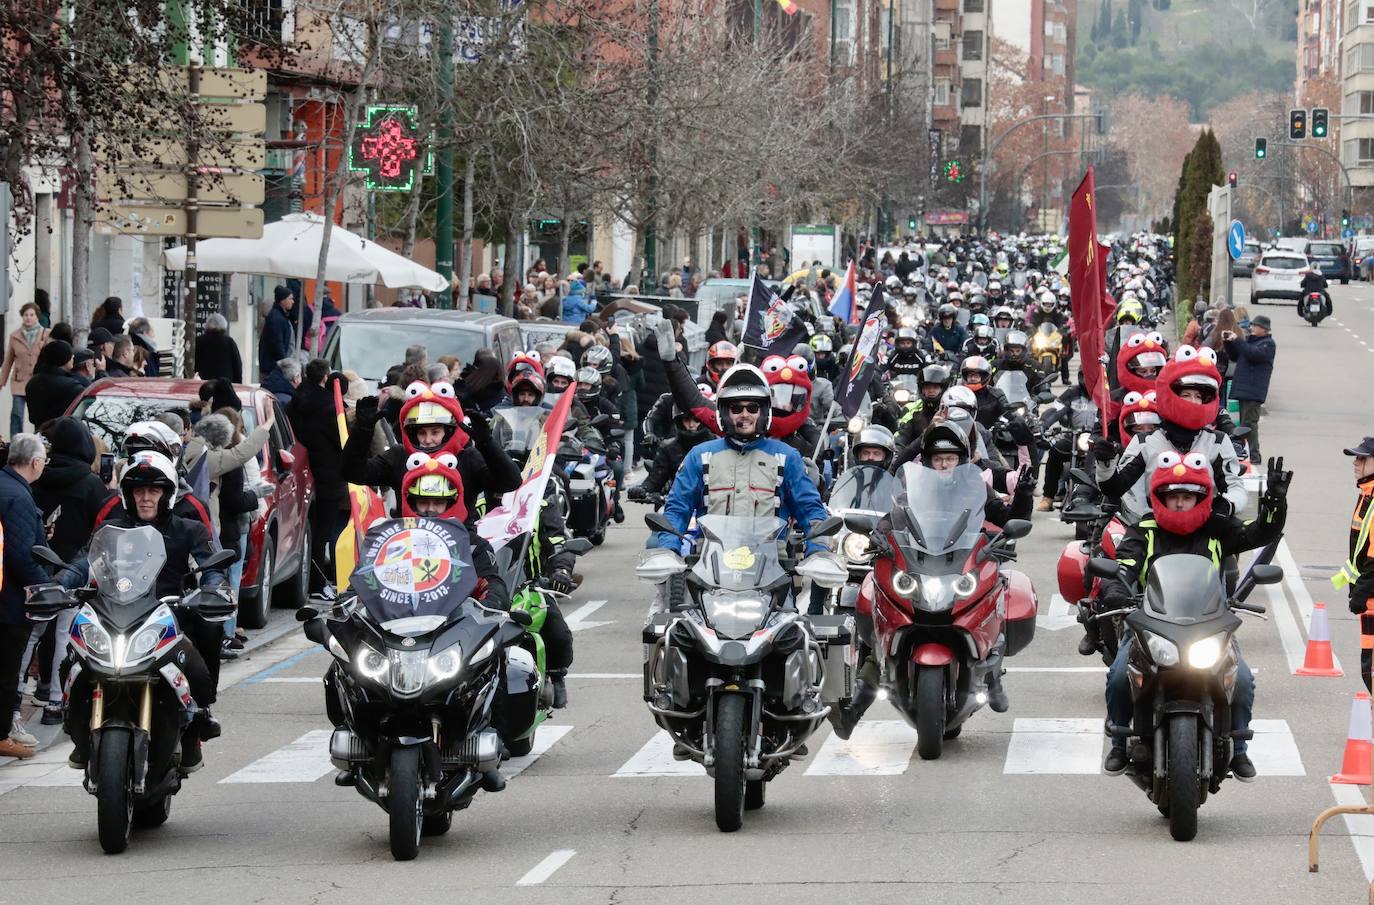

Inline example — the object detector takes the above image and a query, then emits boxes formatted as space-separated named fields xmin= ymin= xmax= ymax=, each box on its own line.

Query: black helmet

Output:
xmin=921 ymin=420 xmax=971 ymax=466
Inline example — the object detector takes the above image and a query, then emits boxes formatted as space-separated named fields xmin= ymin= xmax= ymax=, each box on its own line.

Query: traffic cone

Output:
xmin=1332 ymin=692 xmax=1373 ymax=785
xmin=1294 ymin=602 xmax=1344 ymax=677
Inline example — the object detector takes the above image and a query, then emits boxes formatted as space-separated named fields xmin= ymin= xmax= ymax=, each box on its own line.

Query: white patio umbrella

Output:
xmin=162 ymin=212 xmax=447 ymax=291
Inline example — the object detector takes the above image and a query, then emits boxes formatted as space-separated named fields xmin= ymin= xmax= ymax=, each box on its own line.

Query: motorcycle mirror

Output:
xmin=806 ymin=515 xmax=844 ymax=540
xmin=1000 ymin=519 xmax=1032 ymax=541
xmin=302 ymin=619 xmax=327 ymax=645
xmin=1036 ymin=391 xmax=1054 ymax=404
xmin=843 ymin=511 xmax=880 ymax=534
xmin=645 ymin=512 xmax=683 ymax=537
xmin=1067 ymin=467 xmax=1097 ymax=488
xmin=565 ymin=538 xmax=593 ymax=556
xmin=296 ymin=605 xmax=321 ymax=622
xmin=1250 ymin=564 xmax=1284 ymax=585
xmin=32 ymin=545 xmax=64 ymax=569
xmin=193 ymin=548 xmax=238 ymax=573
xmin=1085 ymin=557 xmax=1120 ymax=580
xmin=508 ymin=609 xmax=533 ymax=627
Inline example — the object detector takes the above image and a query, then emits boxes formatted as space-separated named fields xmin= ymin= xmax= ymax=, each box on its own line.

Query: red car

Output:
xmin=69 ymin=378 xmax=315 ymax=629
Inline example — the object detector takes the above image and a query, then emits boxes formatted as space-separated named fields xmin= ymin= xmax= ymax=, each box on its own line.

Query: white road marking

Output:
xmin=1006 ymin=666 xmax=1107 ymax=673
xmin=806 ymin=721 xmax=918 ymax=776
xmin=1262 ymin=580 xmax=1307 ymax=675
xmin=565 ymin=599 xmax=613 ymax=632
xmin=1037 ymin=594 xmax=1078 ymax=631
xmin=1248 ymin=719 xmax=1305 ymax=776
xmin=613 ymin=733 xmax=705 ymax=777
xmin=506 ymin=724 xmax=574 ymax=778
xmin=1331 ymin=783 xmax=1374 ymax=882
xmin=1003 ymin=718 xmax=1103 ymax=775
xmin=516 ymin=849 xmax=577 ymax=886
xmin=219 ymin=729 xmax=335 ymax=784
xmin=259 ymin=677 xmax=323 ymax=683
xmin=572 ymin=673 xmax=639 ymax=679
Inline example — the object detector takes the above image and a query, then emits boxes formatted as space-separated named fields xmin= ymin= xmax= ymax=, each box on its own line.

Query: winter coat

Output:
xmin=91 ymin=315 xmax=125 ymax=336
xmin=1224 ymin=334 xmax=1276 ymax=403
xmin=0 ymin=327 xmax=49 ymax=395
xmin=288 ymin=381 xmax=346 ymax=501
xmin=32 ymin=417 xmax=113 ymax=562
xmin=259 ymin=304 xmax=296 ymax=376
xmin=196 ymin=331 xmax=243 ymax=384
xmin=561 ymin=289 xmax=595 ymax=324
xmin=0 ymin=466 xmax=50 ymax=624
xmin=25 ymin=348 xmax=87 ymax=429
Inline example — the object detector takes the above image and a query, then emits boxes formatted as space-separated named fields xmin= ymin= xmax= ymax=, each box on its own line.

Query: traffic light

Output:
xmin=1343 ymin=209 xmax=1351 ymax=228
xmin=1227 ymin=172 xmax=1237 ymax=188
xmin=907 ymin=216 xmax=917 ymax=231
xmin=1290 ymin=109 xmax=1307 ymax=140
xmin=1255 ymin=137 xmax=1267 ymax=159
xmin=1312 ymin=107 xmax=1329 ymax=138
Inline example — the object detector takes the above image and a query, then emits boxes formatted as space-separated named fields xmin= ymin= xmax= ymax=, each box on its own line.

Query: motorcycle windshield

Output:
xmin=829 ymin=465 xmax=899 ymax=514
xmin=88 ymin=526 xmax=167 ymax=606
xmin=1144 ymin=554 xmax=1227 ymax=620
xmin=492 ymin=406 xmax=546 ymax=456
xmin=892 ymin=463 xmax=986 ymax=564
xmin=351 ymin=518 xmax=480 ymax=623
xmin=691 ymin=515 xmax=788 ymax=594
xmin=994 ymin=371 xmax=1031 ymax=406
xmin=1069 ymin=396 xmax=1099 ymax=431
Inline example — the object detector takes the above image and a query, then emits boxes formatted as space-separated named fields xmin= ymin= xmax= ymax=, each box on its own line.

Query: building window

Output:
xmin=1345 ymin=91 xmax=1374 ymax=115
xmin=961 ymin=78 xmax=982 ymax=108
xmin=1346 ymin=138 xmax=1374 ymax=164
xmin=832 ymin=0 xmax=854 ymax=65
xmin=962 ymin=30 xmax=983 ymax=60
xmin=934 ymin=81 xmax=951 ymax=106
xmin=963 ymin=0 xmax=984 ymax=12
xmin=1049 ymin=53 xmax=1065 ymax=75
xmin=1349 ymin=43 xmax=1374 ymax=72
xmin=960 ymin=124 xmax=982 ymax=153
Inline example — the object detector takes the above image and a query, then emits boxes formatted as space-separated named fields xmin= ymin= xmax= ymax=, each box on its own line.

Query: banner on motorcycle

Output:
xmin=333 ymin=381 xmax=389 ymax=589
xmin=477 ymin=389 xmax=575 ymax=551
xmin=835 ymin=284 xmax=886 ymax=418
xmin=1068 ymin=167 xmax=1115 ymax=432
xmin=741 ymin=272 xmax=809 ymax=356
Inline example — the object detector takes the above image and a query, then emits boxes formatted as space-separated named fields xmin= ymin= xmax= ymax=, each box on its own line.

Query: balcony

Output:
xmin=935 ymin=0 xmax=959 ymax=10
xmin=935 ymin=47 xmax=958 ymax=69
xmin=932 ymin=103 xmax=958 ymax=125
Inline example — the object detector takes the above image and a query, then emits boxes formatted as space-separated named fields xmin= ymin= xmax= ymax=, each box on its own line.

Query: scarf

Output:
xmin=20 ymin=324 xmax=41 ymax=346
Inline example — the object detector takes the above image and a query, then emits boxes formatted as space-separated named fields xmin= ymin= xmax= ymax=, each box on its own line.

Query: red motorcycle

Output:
xmin=852 ymin=463 xmax=1037 ymax=759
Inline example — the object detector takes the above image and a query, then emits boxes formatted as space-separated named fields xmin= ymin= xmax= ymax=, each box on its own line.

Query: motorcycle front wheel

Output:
xmin=96 ymin=727 xmax=134 ymax=854
xmin=388 ymin=747 xmax=423 ymax=860
xmin=1167 ymin=714 xmax=1201 ymax=842
xmin=915 ymin=667 xmax=947 ymax=760
xmin=713 ymin=695 xmax=748 ymax=832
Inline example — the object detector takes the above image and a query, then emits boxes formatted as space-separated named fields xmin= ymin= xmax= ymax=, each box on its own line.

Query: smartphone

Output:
xmin=99 ymin=453 xmax=115 ymax=485
xmin=45 ymin=504 xmax=61 ymax=528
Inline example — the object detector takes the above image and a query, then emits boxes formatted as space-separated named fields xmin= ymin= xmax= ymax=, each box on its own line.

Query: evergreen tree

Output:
xmin=1173 ymin=129 xmax=1225 ymax=317
xmin=1112 ymin=9 xmax=1129 ymax=49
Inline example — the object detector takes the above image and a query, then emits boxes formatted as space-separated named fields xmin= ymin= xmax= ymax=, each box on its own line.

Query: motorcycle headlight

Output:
xmin=891 ymin=570 xmax=919 ymax=599
xmin=124 ymin=604 xmax=175 ymax=666
xmin=1076 ymin=433 xmax=1092 ymax=453
xmin=355 ymin=645 xmax=388 ymax=682
xmin=1144 ymin=632 xmax=1180 ymax=667
xmin=389 ymin=649 xmax=427 ymax=695
xmin=1186 ymin=633 xmax=1227 ymax=670
xmin=893 ymin=389 xmax=911 ymax=404
xmin=467 ymin=638 xmax=496 ymax=666
xmin=952 ymin=570 xmax=979 ymax=598
xmin=426 ymin=646 xmax=463 ymax=684
xmin=842 ymin=532 xmax=870 ymax=561
xmin=80 ymin=619 xmax=112 ymax=658
xmin=847 ymin=416 xmax=865 ymax=433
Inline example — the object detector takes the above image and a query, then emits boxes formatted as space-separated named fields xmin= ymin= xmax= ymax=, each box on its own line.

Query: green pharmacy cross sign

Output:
xmin=943 ymin=160 xmax=965 ymax=184
xmin=349 ymin=105 xmax=434 ymax=192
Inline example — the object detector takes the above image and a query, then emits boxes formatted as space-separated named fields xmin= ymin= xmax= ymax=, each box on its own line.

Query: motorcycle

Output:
xmin=827 ymin=464 xmax=900 ymax=613
xmin=1056 ymin=468 xmax=1129 ymax=663
xmin=1302 ymin=290 xmax=1328 ymax=326
xmin=26 ymin=526 xmax=236 ymax=854
xmin=555 ymin=420 xmax=616 ymax=546
xmin=991 ymin=370 xmax=1047 ymax=463
xmin=298 ymin=517 xmax=541 ymax=860
xmin=636 ymin=512 xmax=849 ymax=831
xmin=851 ymin=463 xmax=1037 ymax=759
xmin=1084 ymin=554 xmax=1281 ymax=842
xmin=1030 ymin=322 xmax=1064 ymax=379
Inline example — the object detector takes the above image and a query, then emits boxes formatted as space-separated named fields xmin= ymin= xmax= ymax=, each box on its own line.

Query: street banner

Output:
xmin=828 ymin=260 xmax=860 ymax=325
xmin=477 ymin=389 xmax=575 ymax=551
xmin=835 ymin=285 xmax=886 ymax=418
xmin=334 ymin=381 xmax=388 ymax=589
xmin=1068 ymin=167 xmax=1115 ymax=432
xmin=741 ymin=272 xmax=809 ymax=356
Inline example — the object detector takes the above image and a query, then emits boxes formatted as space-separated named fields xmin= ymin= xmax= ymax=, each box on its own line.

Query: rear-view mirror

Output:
xmin=1086 ymin=557 xmax=1119 ymax=580
xmin=645 ymin=512 xmax=682 ymax=537
xmin=1250 ymin=564 xmax=1284 ymax=585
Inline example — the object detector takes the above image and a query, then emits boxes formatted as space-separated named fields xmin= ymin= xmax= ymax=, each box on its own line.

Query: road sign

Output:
xmin=97 ymin=171 xmax=265 ymax=205
xmin=1345 ymin=227 xmax=1356 ymax=240
xmin=1227 ymin=220 xmax=1246 ymax=260
xmin=95 ymin=204 xmax=264 ymax=238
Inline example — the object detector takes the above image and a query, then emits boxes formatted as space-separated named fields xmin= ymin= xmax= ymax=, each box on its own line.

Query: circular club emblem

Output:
xmin=116 ymin=577 xmax=133 ymax=593
xmin=373 ymin=528 xmax=454 ymax=595
xmin=401 ymin=637 xmax=416 ymax=648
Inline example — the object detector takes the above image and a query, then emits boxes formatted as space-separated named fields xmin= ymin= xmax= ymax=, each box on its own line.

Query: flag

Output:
xmin=776 ymin=0 xmax=798 ymax=13
xmin=835 ymin=285 xmax=886 ymax=418
xmin=741 ymin=272 xmax=809 ymax=356
xmin=1067 ymin=167 xmax=1116 ymax=434
xmin=477 ymin=389 xmax=575 ymax=551
xmin=828 ymin=260 xmax=860 ymax=325
xmin=333 ymin=381 xmax=387 ymax=590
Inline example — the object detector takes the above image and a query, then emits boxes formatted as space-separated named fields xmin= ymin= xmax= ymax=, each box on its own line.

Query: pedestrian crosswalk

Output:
xmin=0 ymin=716 xmax=1309 ymax=795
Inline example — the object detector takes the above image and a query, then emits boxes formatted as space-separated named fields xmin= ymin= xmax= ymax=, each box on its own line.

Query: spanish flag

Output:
xmin=777 ymin=0 xmax=798 ymax=14
xmin=332 ymin=381 xmax=387 ymax=590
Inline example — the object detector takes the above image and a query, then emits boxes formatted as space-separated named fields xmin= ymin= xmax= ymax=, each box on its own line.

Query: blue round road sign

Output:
xmin=1227 ymin=220 xmax=1246 ymax=260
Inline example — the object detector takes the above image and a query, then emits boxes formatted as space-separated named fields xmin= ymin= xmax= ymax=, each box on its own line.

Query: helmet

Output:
xmin=706 ymin=341 xmax=739 ymax=375
xmin=960 ymin=355 xmax=992 ymax=388
xmin=401 ymin=381 xmax=465 ymax=454
xmin=506 ymin=351 xmax=544 ymax=388
xmin=852 ymin=425 xmax=896 ymax=467
xmin=1148 ymin=450 xmax=1215 ymax=535
xmin=938 ymin=303 xmax=956 ymax=320
xmin=574 ymin=366 xmax=602 ymax=402
xmin=941 ymin=384 xmax=978 ymax=417
xmin=919 ymin=363 xmax=951 ymax=399
xmin=973 ymin=324 xmax=995 ymax=342
xmin=582 ymin=344 xmax=614 ymax=377
xmin=1119 ymin=390 xmax=1160 ymax=437
xmin=992 ymin=305 xmax=1014 ymax=325
xmin=884 ymin=275 xmax=903 ymax=291
xmin=970 ymin=313 xmax=990 ymax=328
xmin=716 ymin=363 xmax=772 ymax=440
xmin=400 ymin=452 xmax=467 ymax=521
xmin=921 ymin=420 xmax=971 ymax=466
xmin=546 ymin=355 xmax=577 ymax=390
xmin=1004 ymin=330 xmax=1028 ymax=360
xmin=810 ymin=334 xmax=834 ymax=353
xmin=1039 ymin=294 xmax=1058 ymax=312
xmin=791 ymin=343 xmax=815 ymax=372
xmin=123 ymin=420 xmax=182 ymax=463
xmin=119 ymin=450 xmax=178 ymax=519
xmin=509 ymin=371 xmax=546 ymax=405
xmin=902 ymin=284 xmax=919 ymax=299
xmin=1116 ymin=298 xmax=1144 ymax=324
xmin=896 ymin=327 xmax=919 ymax=347
xmin=1156 ymin=346 xmax=1221 ymax=430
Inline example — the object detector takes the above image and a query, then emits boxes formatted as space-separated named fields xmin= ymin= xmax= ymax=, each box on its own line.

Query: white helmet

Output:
xmin=546 ymin=355 xmax=577 ymax=381
xmin=123 ymin=420 xmax=183 ymax=461
xmin=941 ymin=385 xmax=978 ymax=415
xmin=118 ymin=450 xmax=179 ymax=518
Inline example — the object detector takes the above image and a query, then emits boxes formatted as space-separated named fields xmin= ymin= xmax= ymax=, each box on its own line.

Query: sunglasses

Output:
xmin=726 ymin=401 xmax=762 ymax=415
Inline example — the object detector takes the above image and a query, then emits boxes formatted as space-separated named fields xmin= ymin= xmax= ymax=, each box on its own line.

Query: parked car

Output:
xmin=323 ymin=309 xmax=523 ymax=385
xmin=1304 ymin=240 xmax=1351 ymax=284
xmin=1350 ymin=236 xmax=1374 ymax=280
xmin=1249 ymin=251 xmax=1311 ymax=305
xmin=69 ymin=379 xmax=314 ymax=629
xmin=1231 ymin=240 xmax=1261 ymax=278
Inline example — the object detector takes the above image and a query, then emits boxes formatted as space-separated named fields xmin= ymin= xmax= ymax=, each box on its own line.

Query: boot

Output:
xmin=195 ymin=709 xmax=222 ymax=741
xmin=1230 ymin=752 xmax=1257 ymax=782
xmin=549 ymin=671 xmax=569 ymax=709
xmin=180 ymin=734 xmax=204 ymax=774
xmin=1102 ymin=746 xmax=1128 ymax=775
xmin=986 ymin=671 xmax=1009 ymax=713
xmin=830 ymin=676 xmax=877 ymax=741
xmin=1077 ymin=619 xmax=1101 ymax=657
xmin=1035 ymin=495 xmax=1054 ymax=512
xmin=479 ymin=769 xmax=507 ymax=792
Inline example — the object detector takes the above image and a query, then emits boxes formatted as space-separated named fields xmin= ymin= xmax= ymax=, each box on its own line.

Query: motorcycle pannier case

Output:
xmin=1003 ymin=569 xmax=1038 ymax=657
xmin=809 ymin=614 xmax=854 ymax=704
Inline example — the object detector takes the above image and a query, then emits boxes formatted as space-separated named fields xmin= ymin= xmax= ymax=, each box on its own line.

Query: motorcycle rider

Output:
xmin=962 ymin=320 xmax=1000 ymax=361
xmin=64 ymin=452 xmax=228 ymax=772
xmin=885 ymin=327 xmax=928 ymax=379
xmin=1300 ymin=267 xmax=1332 ymax=319
xmin=631 ymin=402 xmax=715 ymax=503
xmin=701 ymin=341 xmax=739 ymax=389
xmin=574 ymin=367 xmax=626 ymax=523
xmin=929 ymin=304 xmax=968 ymax=361
xmin=891 ymin=363 xmax=952 ymax=455
xmin=811 ymin=334 xmax=840 ymax=383
xmin=1099 ymin=454 xmax=1291 ymax=780
xmin=93 ymin=421 xmax=218 ymax=540
xmin=959 ymin=355 xmax=1009 ymax=429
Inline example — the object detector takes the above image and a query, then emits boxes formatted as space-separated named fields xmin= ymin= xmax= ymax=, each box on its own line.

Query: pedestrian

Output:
xmin=32 ymin=289 xmax=51 ymax=328
xmin=705 ymin=310 xmax=730 ymax=345
xmin=262 ymin=357 xmax=300 ymax=405
xmin=127 ymin=318 xmax=160 ymax=377
xmin=104 ymin=335 xmax=138 ymax=378
xmin=90 ymin=296 xmax=125 ymax=336
xmin=561 ymin=278 xmax=595 ymax=323
xmin=1337 ymin=436 xmax=1374 ymax=693
xmin=288 ymin=359 xmax=346 ymax=595
xmin=0 ymin=302 xmax=50 ymax=435
xmin=0 ymin=434 xmax=51 ymax=757
xmin=195 ymin=313 xmax=243 ymax=383
xmin=1223 ymin=314 xmax=1275 ymax=460
xmin=71 ymin=348 xmax=98 ymax=386
xmin=23 ymin=341 xmax=86 ymax=431
xmin=87 ymin=327 xmax=115 ymax=363
xmin=259 ymin=286 xmax=297 ymax=378
xmin=29 ymin=418 xmax=109 ymax=724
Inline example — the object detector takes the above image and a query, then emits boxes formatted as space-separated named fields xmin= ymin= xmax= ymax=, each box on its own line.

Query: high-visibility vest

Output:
xmin=1333 ymin=483 xmax=1374 ymax=590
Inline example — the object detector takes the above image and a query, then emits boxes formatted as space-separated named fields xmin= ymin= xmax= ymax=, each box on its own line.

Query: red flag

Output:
xmin=1068 ymin=168 xmax=1115 ymax=434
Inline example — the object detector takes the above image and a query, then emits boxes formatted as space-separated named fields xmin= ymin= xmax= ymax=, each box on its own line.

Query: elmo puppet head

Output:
xmin=399 ymin=380 xmax=469 ymax=456
xmin=1118 ymin=390 xmax=1160 ymax=440
xmin=400 ymin=452 xmax=467 ymax=522
xmin=1117 ymin=331 xmax=1169 ymax=395
xmin=759 ymin=354 xmax=813 ymax=437
xmin=1154 ymin=346 xmax=1221 ymax=431
xmin=1148 ymin=449 xmax=1214 ymax=535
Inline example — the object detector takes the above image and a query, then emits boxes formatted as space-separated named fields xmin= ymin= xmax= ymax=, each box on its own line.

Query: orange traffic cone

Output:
xmin=1332 ymin=692 xmax=1373 ymax=785
xmin=1294 ymin=602 xmax=1344 ymax=677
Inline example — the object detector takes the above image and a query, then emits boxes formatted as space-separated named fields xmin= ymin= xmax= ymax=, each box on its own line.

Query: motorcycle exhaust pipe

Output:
xmin=329 ymin=728 xmax=369 ymax=770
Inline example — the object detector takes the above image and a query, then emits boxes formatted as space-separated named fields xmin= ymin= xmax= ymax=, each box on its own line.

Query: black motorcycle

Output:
xmin=1086 ymin=554 xmax=1280 ymax=842
xmin=299 ymin=517 xmax=538 ymax=860
xmin=637 ymin=512 xmax=850 ymax=832
xmin=26 ymin=526 xmax=236 ymax=854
